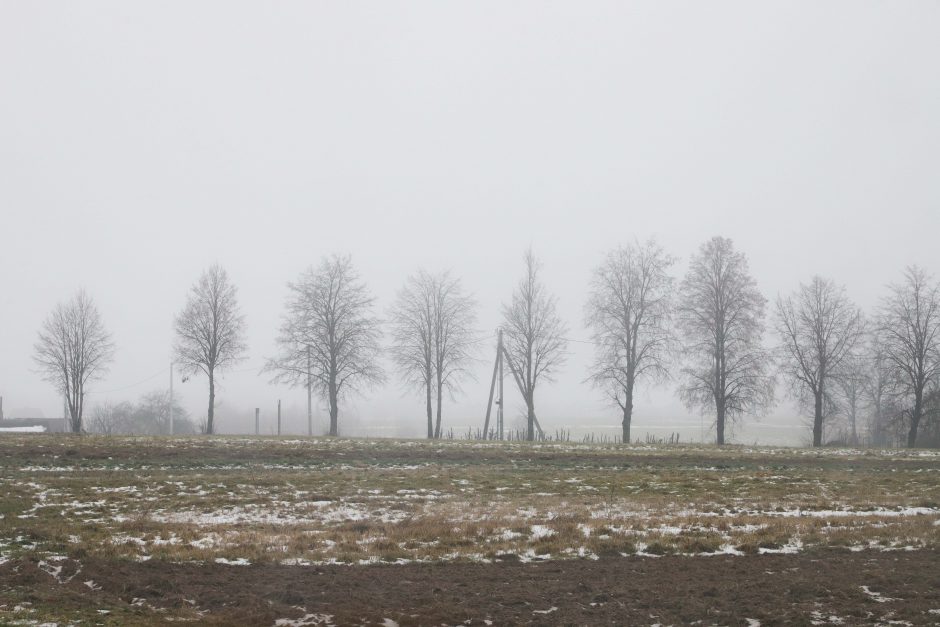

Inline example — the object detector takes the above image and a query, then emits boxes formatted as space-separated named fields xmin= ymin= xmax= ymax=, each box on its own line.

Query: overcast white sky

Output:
xmin=1 ymin=2 xmax=938 ymax=444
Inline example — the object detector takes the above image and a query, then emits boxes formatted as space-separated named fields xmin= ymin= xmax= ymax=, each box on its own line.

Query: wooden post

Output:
xmin=482 ymin=346 xmax=500 ymax=439
xmin=497 ymin=329 xmax=504 ymax=440
xmin=277 ymin=399 xmax=281 ymax=436
xmin=254 ymin=408 xmax=259 ymax=435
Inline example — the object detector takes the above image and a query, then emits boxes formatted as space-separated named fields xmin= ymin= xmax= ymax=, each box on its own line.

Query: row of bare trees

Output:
xmin=583 ymin=237 xmax=774 ymax=445
xmin=31 ymin=242 xmax=940 ymax=447
xmin=388 ymin=270 xmax=477 ymax=438
xmin=582 ymin=237 xmax=940 ymax=447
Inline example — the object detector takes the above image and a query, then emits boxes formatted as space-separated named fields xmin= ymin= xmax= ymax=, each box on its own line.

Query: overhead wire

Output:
xmin=86 ymin=368 xmax=169 ymax=395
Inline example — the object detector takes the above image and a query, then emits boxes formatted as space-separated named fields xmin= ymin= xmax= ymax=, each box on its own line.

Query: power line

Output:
xmin=473 ymin=330 xmax=597 ymax=347
xmin=560 ymin=336 xmax=597 ymax=346
xmin=225 ymin=364 xmax=267 ymax=374
xmin=87 ymin=368 xmax=169 ymax=395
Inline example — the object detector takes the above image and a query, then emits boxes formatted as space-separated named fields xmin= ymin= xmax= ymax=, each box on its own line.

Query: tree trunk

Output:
xmin=76 ymin=386 xmax=85 ymax=434
xmin=207 ymin=370 xmax=215 ymax=435
xmin=622 ymin=384 xmax=634 ymax=444
xmin=69 ymin=395 xmax=80 ymax=434
xmin=425 ymin=380 xmax=433 ymax=439
xmin=526 ymin=393 xmax=535 ymax=442
xmin=328 ymin=381 xmax=339 ymax=437
xmin=909 ymin=390 xmax=923 ymax=448
xmin=622 ymin=405 xmax=632 ymax=444
xmin=812 ymin=390 xmax=823 ymax=447
xmin=715 ymin=347 xmax=725 ymax=445
xmin=434 ymin=375 xmax=443 ymax=439
xmin=716 ymin=400 xmax=725 ymax=445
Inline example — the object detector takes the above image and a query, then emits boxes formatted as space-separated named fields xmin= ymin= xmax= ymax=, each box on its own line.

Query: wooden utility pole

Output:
xmin=483 ymin=327 xmax=546 ymax=440
xmin=497 ymin=329 xmax=504 ymax=440
xmin=483 ymin=330 xmax=503 ymax=439
xmin=277 ymin=399 xmax=282 ymax=436
xmin=254 ymin=407 xmax=259 ymax=435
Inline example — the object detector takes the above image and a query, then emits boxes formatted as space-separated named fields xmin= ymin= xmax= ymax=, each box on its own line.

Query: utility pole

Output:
xmin=306 ymin=344 xmax=312 ymax=436
xmin=497 ymin=329 xmax=504 ymax=440
xmin=277 ymin=399 xmax=281 ymax=436
xmin=483 ymin=329 xmax=504 ymax=440
xmin=169 ymin=362 xmax=174 ymax=436
xmin=254 ymin=408 xmax=260 ymax=435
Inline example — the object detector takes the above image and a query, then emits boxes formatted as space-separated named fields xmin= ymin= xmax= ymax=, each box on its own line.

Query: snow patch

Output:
xmin=274 ymin=613 xmax=335 ymax=626
xmin=860 ymin=585 xmax=899 ymax=603
xmin=214 ymin=557 xmax=251 ymax=566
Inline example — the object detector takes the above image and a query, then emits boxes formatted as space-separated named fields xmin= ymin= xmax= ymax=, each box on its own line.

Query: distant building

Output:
xmin=0 ymin=418 xmax=69 ymax=433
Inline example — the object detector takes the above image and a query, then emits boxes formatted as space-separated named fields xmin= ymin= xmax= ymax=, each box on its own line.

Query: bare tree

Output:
xmin=864 ymin=334 xmax=900 ymax=446
xmin=431 ymin=272 xmax=477 ymax=438
xmin=677 ymin=236 xmax=774 ymax=444
xmin=585 ymin=240 xmax=675 ymax=444
xmin=88 ymin=400 xmax=129 ymax=435
xmin=501 ymin=249 xmax=568 ymax=441
xmin=876 ymin=266 xmax=940 ymax=447
xmin=266 ymin=255 xmax=385 ymax=436
xmin=389 ymin=271 xmax=436 ymax=438
xmin=173 ymin=264 xmax=247 ymax=435
xmin=88 ymin=392 xmax=193 ymax=435
xmin=834 ymin=353 xmax=868 ymax=446
xmin=774 ymin=276 xmax=865 ymax=447
xmin=33 ymin=290 xmax=115 ymax=433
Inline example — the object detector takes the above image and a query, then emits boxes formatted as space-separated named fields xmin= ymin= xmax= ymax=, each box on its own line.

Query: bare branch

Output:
xmin=265 ymin=255 xmax=385 ymax=436
xmin=33 ymin=289 xmax=115 ymax=433
xmin=585 ymin=239 xmax=676 ymax=443
xmin=501 ymin=248 xmax=568 ymax=441
xmin=173 ymin=264 xmax=247 ymax=434
xmin=676 ymin=236 xmax=775 ymax=444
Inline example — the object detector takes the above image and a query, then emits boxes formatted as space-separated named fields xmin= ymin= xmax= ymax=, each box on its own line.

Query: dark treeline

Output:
xmin=29 ymin=236 xmax=940 ymax=449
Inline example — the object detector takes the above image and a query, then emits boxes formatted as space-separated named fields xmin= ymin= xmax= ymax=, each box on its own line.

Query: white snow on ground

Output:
xmin=273 ymin=613 xmax=336 ymax=626
xmin=214 ymin=557 xmax=250 ymax=566
xmin=759 ymin=538 xmax=803 ymax=555
xmin=860 ymin=585 xmax=900 ymax=603
xmin=530 ymin=525 xmax=556 ymax=540
xmin=36 ymin=556 xmax=78 ymax=583
xmin=153 ymin=502 xmax=411 ymax=526
xmin=532 ymin=607 xmax=558 ymax=614
xmin=771 ymin=507 xmax=939 ymax=518
xmin=0 ymin=426 xmax=45 ymax=433
xmin=810 ymin=610 xmax=846 ymax=625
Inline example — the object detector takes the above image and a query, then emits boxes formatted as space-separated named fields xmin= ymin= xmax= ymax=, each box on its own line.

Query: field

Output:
xmin=2 ymin=436 xmax=940 ymax=625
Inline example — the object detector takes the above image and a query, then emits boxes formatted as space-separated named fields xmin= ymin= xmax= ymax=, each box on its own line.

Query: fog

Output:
xmin=1 ymin=2 xmax=938 ymax=445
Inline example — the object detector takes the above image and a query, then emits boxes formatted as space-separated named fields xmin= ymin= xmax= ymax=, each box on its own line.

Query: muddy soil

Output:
xmin=4 ymin=549 xmax=940 ymax=625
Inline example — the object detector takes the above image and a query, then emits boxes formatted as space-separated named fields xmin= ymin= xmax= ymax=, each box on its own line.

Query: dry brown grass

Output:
xmin=2 ymin=434 xmax=940 ymax=569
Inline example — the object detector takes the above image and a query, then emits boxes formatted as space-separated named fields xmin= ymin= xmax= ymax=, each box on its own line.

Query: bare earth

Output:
xmin=2 ymin=435 xmax=940 ymax=625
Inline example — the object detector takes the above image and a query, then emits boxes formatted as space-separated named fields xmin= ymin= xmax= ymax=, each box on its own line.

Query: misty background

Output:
xmin=1 ymin=2 xmax=938 ymax=445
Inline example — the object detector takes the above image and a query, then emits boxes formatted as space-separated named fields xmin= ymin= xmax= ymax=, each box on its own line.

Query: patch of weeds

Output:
xmin=644 ymin=540 xmax=671 ymax=555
